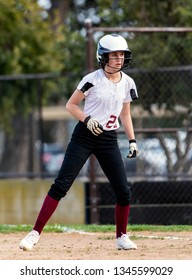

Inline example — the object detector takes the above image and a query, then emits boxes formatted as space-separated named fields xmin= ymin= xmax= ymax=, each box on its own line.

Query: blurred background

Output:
xmin=0 ymin=0 xmax=192 ymax=226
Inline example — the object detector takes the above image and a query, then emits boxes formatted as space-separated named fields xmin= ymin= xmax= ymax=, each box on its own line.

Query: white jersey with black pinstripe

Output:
xmin=77 ymin=69 xmax=138 ymax=131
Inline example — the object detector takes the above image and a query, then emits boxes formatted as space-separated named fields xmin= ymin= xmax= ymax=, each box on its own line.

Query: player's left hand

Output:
xmin=127 ymin=140 xmax=138 ymax=158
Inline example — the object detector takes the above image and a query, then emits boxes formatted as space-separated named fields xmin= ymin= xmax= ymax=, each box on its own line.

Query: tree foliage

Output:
xmin=0 ymin=0 xmax=64 ymax=128
xmin=0 ymin=0 xmax=66 ymax=74
xmin=0 ymin=0 xmax=90 ymax=129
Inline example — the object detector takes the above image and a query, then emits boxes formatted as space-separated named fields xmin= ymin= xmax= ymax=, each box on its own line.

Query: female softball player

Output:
xmin=19 ymin=33 xmax=139 ymax=251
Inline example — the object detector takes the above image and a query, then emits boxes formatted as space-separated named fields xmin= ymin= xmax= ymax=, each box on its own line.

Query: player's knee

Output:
xmin=116 ymin=189 xmax=131 ymax=206
xmin=48 ymin=183 xmax=67 ymax=201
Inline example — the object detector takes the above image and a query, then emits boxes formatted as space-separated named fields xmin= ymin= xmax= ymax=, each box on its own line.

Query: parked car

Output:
xmin=118 ymin=137 xmax=155 ymax=176
xmin=79 ymin=131 xmax=192 ymax=180
xmin=79 ymin=136 xmax=171 ymax=179
xmin=79 ymin=138 xmax=143 ymax=178
xmin=41 ymin=143 xmax=65 ymax=175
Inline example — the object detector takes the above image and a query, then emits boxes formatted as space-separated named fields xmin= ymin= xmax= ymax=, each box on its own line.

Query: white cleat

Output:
xmin=116 ymin=233 xmax=137 ymax=250
xmin=19 ymin=230 xmax=40 ymax=251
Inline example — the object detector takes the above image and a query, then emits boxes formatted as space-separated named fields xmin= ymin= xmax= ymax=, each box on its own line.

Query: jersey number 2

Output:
xmin=106 ymin=115 xmax=117 ymax=129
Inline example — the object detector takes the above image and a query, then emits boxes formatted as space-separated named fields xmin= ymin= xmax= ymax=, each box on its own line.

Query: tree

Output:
xmin=0 ymin=0 xmax=67 ymax=172
xmin=0 ymin=0 xmax=88 ymax=173
xmin=0 ymin=0 xmax=66 ymax=126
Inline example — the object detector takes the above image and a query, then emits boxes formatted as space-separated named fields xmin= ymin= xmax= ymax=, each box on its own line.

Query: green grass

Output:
xmin=0 ymin=224 xmax=192 ymax=233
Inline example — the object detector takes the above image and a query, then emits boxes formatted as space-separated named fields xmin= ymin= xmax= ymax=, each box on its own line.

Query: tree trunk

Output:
xmin=50 ymin=0 xmax=71 ymax=25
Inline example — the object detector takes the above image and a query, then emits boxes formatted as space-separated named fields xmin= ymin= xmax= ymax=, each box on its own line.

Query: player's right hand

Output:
xmin=84 ymin=116 xmax=103 ymax=136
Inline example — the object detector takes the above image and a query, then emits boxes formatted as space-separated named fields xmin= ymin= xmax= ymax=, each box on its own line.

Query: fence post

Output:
xmin=37 ymin=79 xmax=44 ymax=177
xmin=85 ymin=18 xmax=99 ymax=224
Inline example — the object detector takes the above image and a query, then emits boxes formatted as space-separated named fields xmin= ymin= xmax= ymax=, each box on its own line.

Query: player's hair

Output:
xmin=96 ymin=34 xmax=132 ymax=70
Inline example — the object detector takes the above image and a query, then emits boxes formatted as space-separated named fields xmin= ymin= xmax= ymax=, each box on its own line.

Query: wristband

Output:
xmin=129 ymin=139 xmax=136 ymax=144
xmin=84 ymin=115 xmax=91 ymax=125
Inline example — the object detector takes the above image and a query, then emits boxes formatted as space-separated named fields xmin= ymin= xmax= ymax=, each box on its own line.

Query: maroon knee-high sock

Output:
xmin=115 ymin=203 xmax=130 ymax=238
xmin=33 ymin=194 xmax=59 ymax=234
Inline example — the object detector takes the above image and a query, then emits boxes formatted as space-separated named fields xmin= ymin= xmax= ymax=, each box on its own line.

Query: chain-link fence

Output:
xmin=85 ymin=180 xmax=192 ymax=225
xmin=0 ymin=27 xmax=192 ymax=224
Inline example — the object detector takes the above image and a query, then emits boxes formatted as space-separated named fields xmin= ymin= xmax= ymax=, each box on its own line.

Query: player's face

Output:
xmin=107 ymin=51 xmax=124 ymax=70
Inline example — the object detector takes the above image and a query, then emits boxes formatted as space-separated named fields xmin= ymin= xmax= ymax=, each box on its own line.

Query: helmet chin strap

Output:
xmin=104 ymin=63 xmax=122 ymax=74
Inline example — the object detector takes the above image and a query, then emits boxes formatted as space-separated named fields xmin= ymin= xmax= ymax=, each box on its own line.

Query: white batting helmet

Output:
xmin=96 ymin=34 xmax=132 ymax=70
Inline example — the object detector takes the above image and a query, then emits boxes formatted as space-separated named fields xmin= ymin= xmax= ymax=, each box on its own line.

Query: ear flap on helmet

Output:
xmin=98 ymin=53 xmax=109 ymax=69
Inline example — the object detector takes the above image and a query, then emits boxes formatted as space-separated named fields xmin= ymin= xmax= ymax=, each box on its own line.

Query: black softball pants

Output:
xmin=48 ymin=121 xmax=131 ymax=206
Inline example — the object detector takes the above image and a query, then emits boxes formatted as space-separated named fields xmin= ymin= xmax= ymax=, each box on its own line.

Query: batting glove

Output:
xmin=127 ymin=139 xmax=139 ymax=158
xmin=84 ymin=116 xmax=103 ymax=136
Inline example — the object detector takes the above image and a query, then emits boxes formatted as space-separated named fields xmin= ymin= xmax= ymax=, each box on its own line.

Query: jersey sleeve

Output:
xmin=77 ymin=73 xmax=94 ymax=96
xmin=125 ymin=78 xmax=139 ymax=102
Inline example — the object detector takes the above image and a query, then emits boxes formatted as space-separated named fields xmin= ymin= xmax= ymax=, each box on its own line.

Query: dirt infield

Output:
xmin=1 ymin=231 xmax=192 ymax=260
